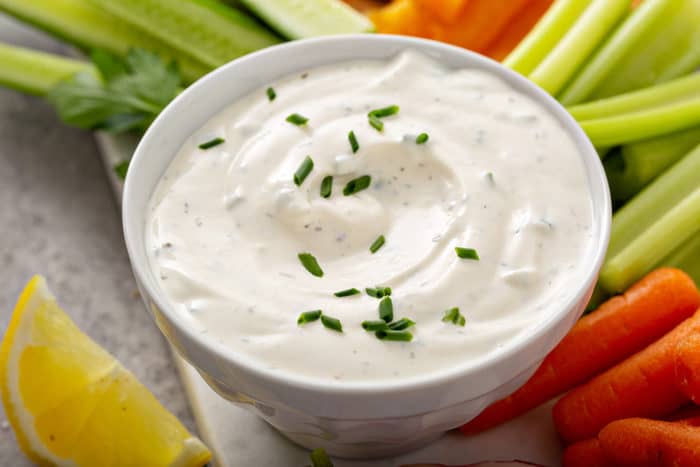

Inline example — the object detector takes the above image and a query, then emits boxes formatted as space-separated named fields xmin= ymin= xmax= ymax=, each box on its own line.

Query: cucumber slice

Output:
xmin=239 ymin=0 xmax=375 ymax=39
xmin=0 ymin=0 xmax=210 ymax=82
xmin=89 ymin=0 xmax=282 ymax=69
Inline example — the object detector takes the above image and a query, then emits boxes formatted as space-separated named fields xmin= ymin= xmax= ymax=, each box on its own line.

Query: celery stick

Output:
xmin=528 ymin=0 xmax=631 ymax=96
xmin=504 ymin=0 xmax=593 ymax=75
xmin=0 ymin=42 xmax=94 ymax=96
xmin=605 ymin=127 xmax=700 ymax=203
xmin=89 ymin=0 xmax=281 ymax=70
xmin=567 ymin=72 xmax=700 ymax=121
xmin=660 ymin=234 xmax=700 ymax=285
xmin=607 ymin=143 xmax=700 ymax=259
xmin=580 ymin=97 xmax=700 ymax=147
xmin=0 ymin=0 xmax=210 ymax=82
xmin=600 ymin=186 xmax=700 ymax=293
xmin=238 ymin=0 xmax=374 ymax=39
xmin=583 ymin=0 xmax=700 ymax=100
xmin=559 ymin=0 xmax=678 ymax=105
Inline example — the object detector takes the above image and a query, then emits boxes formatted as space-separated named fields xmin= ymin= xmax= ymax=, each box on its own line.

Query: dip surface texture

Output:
xmin=146 ymin=51 xmax=594 ymax=384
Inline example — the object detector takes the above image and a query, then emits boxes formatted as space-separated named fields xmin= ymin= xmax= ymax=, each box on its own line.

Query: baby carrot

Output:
xmin=599 ymin=417 xmax=700 ymax=466
xmin=461 ymin=268 xmax=699 ymax=435
xmin=561 ymin=438 xmax=611 ymax=467
xmin=674 ymin=331 xmax=700 ymax=403
xmin=552 ymin=310 xmax=700 ymax=443
xmin=484 ymin=0 xmax=554 ymax=61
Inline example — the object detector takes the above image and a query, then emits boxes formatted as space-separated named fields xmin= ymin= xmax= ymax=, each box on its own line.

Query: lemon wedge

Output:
xmin=0 ymin=275 xmax=211 ymax=466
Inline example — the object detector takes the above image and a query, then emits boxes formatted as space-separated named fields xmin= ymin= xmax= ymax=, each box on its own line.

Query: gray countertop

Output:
xmin=0 ymin=16 xmax=194 ymax=465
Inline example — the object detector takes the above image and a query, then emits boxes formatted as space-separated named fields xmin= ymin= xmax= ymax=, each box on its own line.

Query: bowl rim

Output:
xmin=123 ymin=34 xmax=611 ymax=400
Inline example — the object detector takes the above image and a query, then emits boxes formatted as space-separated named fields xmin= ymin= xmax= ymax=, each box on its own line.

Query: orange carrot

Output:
xmin=412 ymin=0 xmax=470 ymax=24
xmin=370 ymin=0 xmax=430 ymax=36
xmin=461 ymin=268 xmax=700 ymax=435
xmin=675 ymin=330 xmax=700 ymax=404
xmin=552 ymin=310 xmax=700 ymax=444
xmin=561 ymin=438 xmax=611 ymax=467
xmin=484 ymin=0 xmax=554 ymax=61
xmin=599 ymin=417 xmax=700 ymax=466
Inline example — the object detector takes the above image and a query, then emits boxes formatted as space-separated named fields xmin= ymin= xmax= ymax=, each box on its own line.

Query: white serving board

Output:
xmin=96 ymin=133 xmax=563 ymax=467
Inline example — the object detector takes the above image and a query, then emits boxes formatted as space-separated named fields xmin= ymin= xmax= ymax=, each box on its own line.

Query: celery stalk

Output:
xmin=579 ymin=0 xmax=700 ymax=100
xmin=660 ymin=234 xmax=700 ymax=285
xmin=0 ymin=42 xmax=93 ymax=96
xmin=0 ymin=0 xmax=210 ymax=82
xmin=528 ymin=0 xmax=631 ymax=96
xmin=600 ymin=186 xmax=700 ymax=293
xmin=559 ymin=0 xmax=679 ymax=105
xmin=89 ymin=0 xmax=281 ymax=70
xmin=503 ymin=0 xmax=593 ymax=75
xmin=567 ymin=72 xmax=700 ymax=121
xmin=580 ymin=97 xmax=700 ymax=147
xmin=605 ymin=127 xmax=700 ymax=203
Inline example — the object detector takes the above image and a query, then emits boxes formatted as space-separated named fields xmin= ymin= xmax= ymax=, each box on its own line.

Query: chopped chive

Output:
xmin=388 ymin=318 xmax=415 ymax=331
xmin=365 ymin=286 xmax=391 ymax=298
xmin=321 ymin=314 xmax=343 ymax=332
xmin=113 ymin=160 xmax=129 ymax=180
xmin=455 ymin=247 xmax=480 ymax=260
xmin=298 ymin=252 xmax=323 ymax=277
xmin=286 ymin=113 xmax=308 ymax=126
xmin=378 ymin=296 xmax=393 ymax=323
xmin=294 ymin=156 xmax=314 ymax=186
xmin=416 ymin=132 xmax=429 ymax=144
xmin=362 ymin=320 xmax=389 ymax=331
xmin=348 ymin=130 xmax=359 ymax=153
xmin=334 ymin=288 xmax=360 ymax=297
xmin=368 ymin=113 xmax=384 ymax=132
xmin=369 ymin=235 xmax=385 ymax=254
xmin=266 ymin=87 xmax=276 ymax=101
xmin=198 ymin=137 xmax=225 ymax=150
xmin=442 ymin=307 xmax=466 ymax=327
xmin=375 ymin=329 xmax=413 ymax=341
xmin=485 ymin=172 xmax=495 ymax=185
xmin=320 ymin=175 xmax=333 ymax=198
xmin=368 ymin=105 xmax=399 ymax=118
xmin=343 ymin=175 xmax=371 ymax=196
xmin=310 ymin=448 xmax=333 ymax=467
xmin=297 ymin=310 xmax=322 ymax=325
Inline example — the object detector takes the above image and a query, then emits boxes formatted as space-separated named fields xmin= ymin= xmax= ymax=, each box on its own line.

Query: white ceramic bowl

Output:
xmin=123 ymin=34 xmax=611 ymax=459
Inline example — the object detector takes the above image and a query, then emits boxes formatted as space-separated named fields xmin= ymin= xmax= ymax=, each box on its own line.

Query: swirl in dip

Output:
xmin=146 ymin=51 xmax=594 ymax=383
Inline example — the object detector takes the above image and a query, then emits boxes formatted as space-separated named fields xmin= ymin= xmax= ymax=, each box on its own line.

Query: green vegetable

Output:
xmin=237 ymin=0 xmax=373 ymax=39
xmin=605 ymin=127 xmax=700 ymax=203
xmin=199 ymin=137 xmax=225 ymax=150
xmin=334 ymin=288 xmax=360 ymax=297
xmin=309 ymin=448 xmax=333 ymax=467
xmin=504 ymin=0 xmax=593 ymax=75
xmin=320 ymin=175 xmax=333 ymax=198
xmin=0 ymin=42 xmax=93 ymax=96
xmin=297 ymin=310 xmax=322 ymax=325
xmin=388 ymin=318 xmax=415 ymax=331
xmin=348 ymin=130 xmax=359 ymax=153
xmin=114 ymin=160 xmax=130 ymax=180
xmin=286 ymin=113 xmax=309 ymax=125
xmin=362 ymin=320 xmax=389 ymax=331
xmin=368 ymin=114 xmax=383 ymax=132
xmin=297 ymin=252 xmax=323 ymax=277
xmin=580 ymin=97 xmax=700 ymax=147
xmin=455 ymin=247 xmax=479 ymax=260
xmin=365 ymin=286 xmax=391 ymax=299
xmin=88 ymin=0 xmax=281 ymax=71
xmin=378 ymin=296 xmax=393 ymax=323
xmin=375 ymin=329 xmax=413 ymax=341
xmin=369 ymin=105 xmax=399 ymax=118
xmin=0 ymin=0 xmax=210 ymax=82
xmin=659 ymin=234 xmax=700 ymax=285
xmin=601 ymin=143 xmax=700 ymax=293
xmin=416 ymin=133 xmax=429 ymax=144
xmin=528 ymin=0 xmax=630 ymax=96
xmin=342 ymin=175 xmax=371 ymax=196
xmin=442 ymin=307 xmax=466 ymax=326
xmin=293 ymin=156 xmax=314 ymax=186
xmin=369 ymin=235 xmax=385 ymax=254
xmin=321 ymin=314 xmax=343 ymax=332
xmin=48 ymin=49 xmax=183 ymax=132
xmin=567 ymin=72 xmax=700 ymax=121
xmin=266 ymin=87 xmax=276 ymax=101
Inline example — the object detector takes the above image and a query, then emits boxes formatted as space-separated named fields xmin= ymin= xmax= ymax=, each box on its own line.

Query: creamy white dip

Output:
xmin=146 ymin=51 xmax=594 ymax=383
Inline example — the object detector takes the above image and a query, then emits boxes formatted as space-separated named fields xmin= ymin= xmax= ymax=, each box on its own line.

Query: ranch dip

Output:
xmin=146 ymin=51 xmax=594 ymax=384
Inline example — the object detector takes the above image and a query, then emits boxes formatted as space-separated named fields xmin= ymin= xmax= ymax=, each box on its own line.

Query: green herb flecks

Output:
xmin=369 ymin=235 xmax=385 ymax=254
xmin=416 ymin=132 xmax=429 ymax=144
xmin=198 ymin=137 xmax=225 ymax=150
xmin=297 ymin=310 xmax=322 ymax=325
xmin=442 ymin=307 xmax=466 ymax=327
xmin=376 ymin=329 xmax=413 ymax=341
xmin=298 ymin=252 xmax=323 ymax=277
xmin=388 ymin=318 xmax=415 ymax=331
xmin=348 ymin=130 xmax=359 ymax=153
xmin=365 ymin=286 xmax=392 ymax=298
xmin=343 ymin=175 xmax=371 ymax=196
xmin=362 ymin=320 xmax=389 ymax=331
xmin=367 ymin=105 xmax=399 ymax=132
xmin=368 ymin=114 xmax=383 ymax=132
xmin=286 ymin=113 xmax=308 ymax=126
xmin=455 ymin=247 xmax=480 ymax=260
xmin=378 ymin=296 xmax=394 ymax=323
xmin=321 ymin=314 xmax=343 ymax=333
xmin=334 ymin=288 xmax=360 ymax=297
xmin=114 ymin=160 xmax=129 ymax=179
xmin=294 ymin=156 xmax=314 ymax=186
xmin=320 ymin=175 xmax=333 ymax=198
xmin=310 ymin=447 xmax=334 ymax=467
xmin=266 ymin=87 xmax=276 ymax=101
